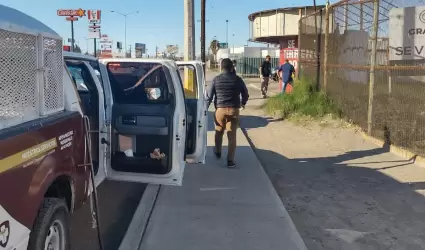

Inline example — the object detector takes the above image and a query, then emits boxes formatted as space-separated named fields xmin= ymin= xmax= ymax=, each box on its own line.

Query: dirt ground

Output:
xmin=239 ymin=85 xmax=425 ymax=250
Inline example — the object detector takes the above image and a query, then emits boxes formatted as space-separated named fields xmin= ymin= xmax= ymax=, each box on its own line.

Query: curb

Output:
xmin=240 ymin=126 xmax=308 ymax=250
xmin=359 ymin=131 xmax=425 ymax=167
xmin=118 ymin=184 xmax=161 ymax=250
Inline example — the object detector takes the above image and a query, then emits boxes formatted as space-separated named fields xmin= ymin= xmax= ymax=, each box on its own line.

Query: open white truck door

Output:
xmin=99 ymin=59 xmax=188 ymax=186
xmin=64 ymin=60 xmax=107 ymax=187
xmin=176 ymin=61 xmax=207 ymax=164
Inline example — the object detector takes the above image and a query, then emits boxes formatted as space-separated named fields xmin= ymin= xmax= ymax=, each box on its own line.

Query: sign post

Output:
xmin=57 ymin=9 xmax=86 ymax=52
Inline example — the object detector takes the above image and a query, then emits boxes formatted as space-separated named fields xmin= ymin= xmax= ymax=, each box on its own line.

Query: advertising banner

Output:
xmin=135 ymin=43 xmax=146 ymax=58
xmin=100 ymin=34 xmax=113 ymax=58
xmin=166 ymin=45 xmax=179 ymax=54
xmin=389 ymin=6 xmax=425 ymax=61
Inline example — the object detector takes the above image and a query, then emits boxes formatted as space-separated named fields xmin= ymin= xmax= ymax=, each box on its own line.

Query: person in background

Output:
xmin=232 ymin=59 xmax=237 ymax=75
xmin=206 ymin=58 xmax=249 ymax=168
xmin=259 ymin=55 xmax=272 ymax=98
xmin=278 ymin=59 xmax=296 ymax=93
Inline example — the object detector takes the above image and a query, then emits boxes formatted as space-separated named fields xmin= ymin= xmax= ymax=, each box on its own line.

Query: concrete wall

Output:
xmin=250 ymin=8 xmax=319 ymax=40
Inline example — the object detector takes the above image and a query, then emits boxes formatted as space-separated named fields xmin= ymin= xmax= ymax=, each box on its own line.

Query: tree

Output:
xmin=209 ymin=39 xmax=220 ymax=60
xmin=74 ymin=44 xmax=82 ymax=53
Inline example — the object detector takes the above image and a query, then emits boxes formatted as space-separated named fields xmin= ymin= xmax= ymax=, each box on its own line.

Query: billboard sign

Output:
xmin=219 ymin=43 xmax=228 ymax=49
xmin=135 ymin=43 xmax=146 ymax=58
xmin=389 ymin=6 xmax=425 ymax=61
xmin=87 ymin=10 xmax=101 ymax=39
xmin=88 ymin=10 xmax=101 ymax=24
xmin=57 ymin=9 xmax=86 ymax=17
xmin=88 ymin=29 xmax=100 ymax=39
xmin=166 ymin=45 xmax=179 ymax=54
xmin=100 ymin=34 xmax=113 ymax=58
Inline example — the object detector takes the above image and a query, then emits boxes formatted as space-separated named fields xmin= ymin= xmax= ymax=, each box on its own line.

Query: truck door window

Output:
xmin=106 ymin=62 xmax=170 ymax=105
xmin=67 ymin=66 xmax=88 ymax=92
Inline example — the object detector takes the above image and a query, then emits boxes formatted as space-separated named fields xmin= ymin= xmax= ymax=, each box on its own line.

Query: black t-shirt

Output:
xmin=261 ymin=61 xmax=271 ymax=77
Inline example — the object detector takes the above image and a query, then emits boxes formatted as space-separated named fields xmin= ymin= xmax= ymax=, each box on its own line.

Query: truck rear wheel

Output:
xmin=28 ymin=198 xmax=70 ymax=250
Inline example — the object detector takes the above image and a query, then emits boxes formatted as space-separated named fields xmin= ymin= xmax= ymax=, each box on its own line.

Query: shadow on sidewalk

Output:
xmin=207 ymin=111 xmax=282 ymax=131
xmin=239 ymin=129 xmax=425 ymax=249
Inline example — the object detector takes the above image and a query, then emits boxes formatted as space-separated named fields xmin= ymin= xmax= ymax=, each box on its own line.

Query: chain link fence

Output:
xmin=299 ymin=0 xmax=425 ymax=156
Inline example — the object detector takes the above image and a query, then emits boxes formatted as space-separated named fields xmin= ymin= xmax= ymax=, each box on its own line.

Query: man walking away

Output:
xmin=232 ymin=59 xmax=237 ymax=75
xmin=259 ymin=55 xmax=272 ymax=98
xmin=206 ymin=58 xmax=249 ymax=168
xmin=278 ymin=59 xmax=296 ymax=93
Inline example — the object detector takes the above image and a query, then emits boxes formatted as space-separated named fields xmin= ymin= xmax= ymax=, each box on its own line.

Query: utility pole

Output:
xmin=184 ymin=0 xmax=195 ymax=60
xmin=201 ymin=0 xmax=206 ymax=74
xmin=184 ymin=0 xmax=196 ymax=97
xmin=155 ymin=46 xmax=158 ymax=58
xmin=128 ymin=44 xmax=132 ymax=58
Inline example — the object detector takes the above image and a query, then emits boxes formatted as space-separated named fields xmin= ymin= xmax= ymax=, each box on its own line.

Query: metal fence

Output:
xmin=0 ymin=26 xmax=64 ymax=129
xmin=234 ymin=57 xmax=280 ymax=78
xmin=299 ymin=0 xmax=425 ymax=156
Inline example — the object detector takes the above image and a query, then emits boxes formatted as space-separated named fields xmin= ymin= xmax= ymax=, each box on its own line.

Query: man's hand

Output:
xmin=240 ymin=105 xmax=245 ymax=111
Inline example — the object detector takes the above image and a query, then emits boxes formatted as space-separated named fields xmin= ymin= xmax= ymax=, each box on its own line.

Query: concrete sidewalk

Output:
xmin=138 ymin=127 xmax=307 ymax=250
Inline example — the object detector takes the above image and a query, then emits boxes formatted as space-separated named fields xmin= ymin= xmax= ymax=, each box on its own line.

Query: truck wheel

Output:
xmin=28 ymin=198 xmax=70 ymax=250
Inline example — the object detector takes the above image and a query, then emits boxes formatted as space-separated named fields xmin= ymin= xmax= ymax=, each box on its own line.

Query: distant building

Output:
xmin=248 ymin=5 xmax=325 ymax=68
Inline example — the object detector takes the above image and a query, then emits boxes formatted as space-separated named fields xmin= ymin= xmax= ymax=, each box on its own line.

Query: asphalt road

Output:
xmin=70 ymin=180 xmax=146 ymax=250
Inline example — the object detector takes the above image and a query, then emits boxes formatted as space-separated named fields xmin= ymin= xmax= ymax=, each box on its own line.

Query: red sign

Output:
xmin=278 ymin=37 xmax=299 ymax=90
xmin=66 ymin=17 xmax=78 ymax=21
xmin=63 ymin=45 xmax=71 ymax=51
xmin=57 ymin=9 xmax=86 ymax=17
xmin=281 ymin=48 xmax=298 ymax=70
xmin=87 ymin=10 xmax=101 ymax=23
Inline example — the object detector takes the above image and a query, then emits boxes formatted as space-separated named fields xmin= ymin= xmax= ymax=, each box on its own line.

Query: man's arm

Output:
xmin=206 ymin=78 xmax=216 ymax=109
xmin=260 ymin=61 xmax=266 ymax=76
xmin=238 ymin=77 xmax=249 ymax=107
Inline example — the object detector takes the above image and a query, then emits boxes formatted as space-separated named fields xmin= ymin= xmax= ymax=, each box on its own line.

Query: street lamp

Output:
xmin=232 ymin=32 xmax=235 ymax=55
xmin=225 ymin=20 xmax=229 ymax=45
xmin=111 ymin=10 xmax=139 ymax=58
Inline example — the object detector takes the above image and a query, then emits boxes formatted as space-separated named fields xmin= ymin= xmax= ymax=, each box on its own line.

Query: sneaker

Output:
xmin=227 ymin=161 xmax=236 ymax=168
xmin=214 ymin=150 xmax=221 ymax=159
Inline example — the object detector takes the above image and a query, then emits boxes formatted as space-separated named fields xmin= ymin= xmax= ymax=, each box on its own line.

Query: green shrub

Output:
xmin=262 ymin=76 xmax=341 ymax=119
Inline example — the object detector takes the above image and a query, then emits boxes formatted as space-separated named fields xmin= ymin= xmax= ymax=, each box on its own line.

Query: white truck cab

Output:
xmin=64 ymin=53 xmax=207 ymax=186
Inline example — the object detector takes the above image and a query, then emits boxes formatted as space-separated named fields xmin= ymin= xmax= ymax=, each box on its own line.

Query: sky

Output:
xmin=1 ymin=0 xmax=325 ymax=56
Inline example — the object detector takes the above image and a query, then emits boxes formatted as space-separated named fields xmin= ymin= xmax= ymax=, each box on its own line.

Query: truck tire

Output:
xmin=27 ymin=198 xmax=70 ymax=250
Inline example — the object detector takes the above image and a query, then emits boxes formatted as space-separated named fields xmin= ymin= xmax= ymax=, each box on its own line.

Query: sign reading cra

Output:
xmin=389 ymin=6 xmax=425 ymax=60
